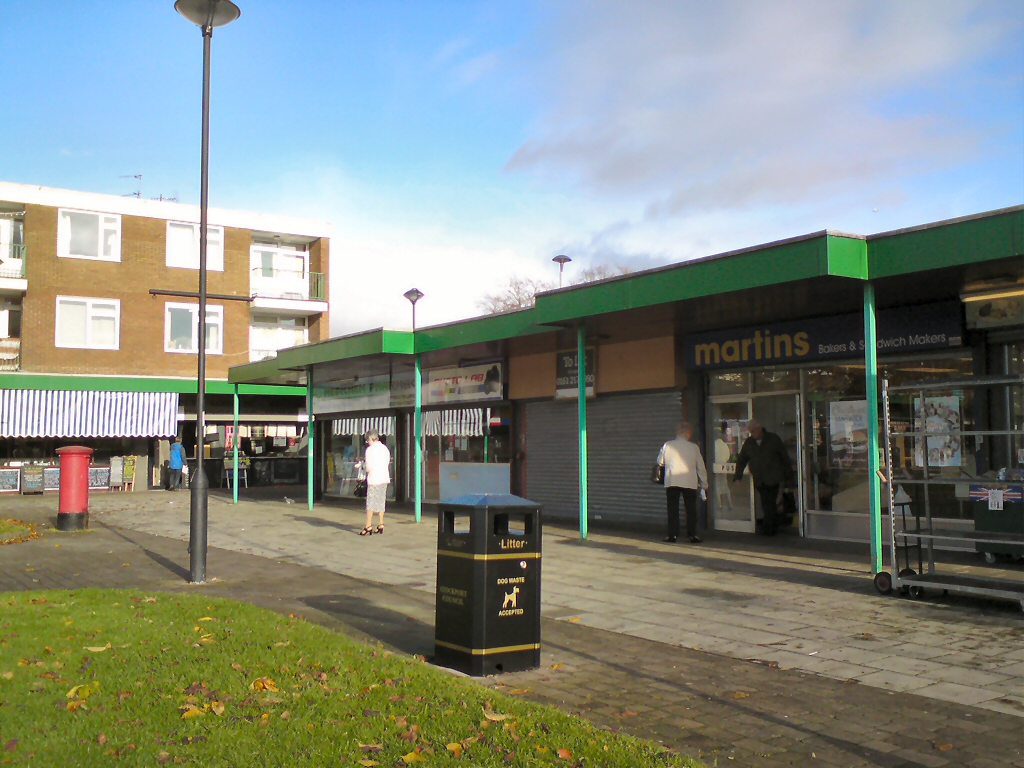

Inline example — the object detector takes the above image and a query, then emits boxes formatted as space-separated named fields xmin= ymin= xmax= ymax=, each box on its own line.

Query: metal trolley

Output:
xmin=874 ymin=375 xmax=1024 ymax=610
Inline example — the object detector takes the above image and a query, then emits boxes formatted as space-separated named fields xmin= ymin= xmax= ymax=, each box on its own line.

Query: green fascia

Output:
xmin=271 ymin=329 xmax=415 ymax=370
xmin=227 ymin=356 xmax=292 ymax=385
xmin=0 ymin=372 xmax=300 ymax=397
xmin=867 ymin=207 xmax=1024 ymax=279
xmin=824 ymin=234 xmax=868 ymax=279
xmin=413 ymin=310 xmax=550 ymax=353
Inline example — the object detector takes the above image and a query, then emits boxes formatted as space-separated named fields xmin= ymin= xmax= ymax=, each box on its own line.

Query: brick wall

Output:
xmin=308 ymin=237 xmax=330 ymax=343
xmin=21 ymin=204 xmax=255 ymax=377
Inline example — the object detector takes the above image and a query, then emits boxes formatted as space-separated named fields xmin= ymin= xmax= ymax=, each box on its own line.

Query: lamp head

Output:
xmin=403 ymin=288 xmax=424 ymax=306
xmin=552 ymin=254 xmax=572 ymax=267
xmin=175 ymin=0 xmax=240 ymax=28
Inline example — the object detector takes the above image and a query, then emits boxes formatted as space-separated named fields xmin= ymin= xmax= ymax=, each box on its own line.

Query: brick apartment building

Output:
xmin=0 ymin=181 xmax=332 ymax=492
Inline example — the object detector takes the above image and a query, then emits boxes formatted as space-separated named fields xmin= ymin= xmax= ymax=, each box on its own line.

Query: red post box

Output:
xmin=56 ymin=446 xmax=93 ymax=530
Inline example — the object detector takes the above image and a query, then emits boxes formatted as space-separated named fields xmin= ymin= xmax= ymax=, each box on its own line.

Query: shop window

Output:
xmin=753 ymin=369 xmax=800 ymax=392
xmin=164 ymin=302 xmax=223 ymax=354
xmin=708 ymin=371 xmax=749 ymax=395
xmin=57 ymin=209 xmax=120 ymax=262
xmin=166 ymin=222 xmax=224 ymax=271
xmin=55 ymin=296 xmax=120 ymax=350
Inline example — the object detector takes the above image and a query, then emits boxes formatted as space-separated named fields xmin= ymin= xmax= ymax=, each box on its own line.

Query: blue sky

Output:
xmin=1 ymin=1 xmax=1022 ymax=333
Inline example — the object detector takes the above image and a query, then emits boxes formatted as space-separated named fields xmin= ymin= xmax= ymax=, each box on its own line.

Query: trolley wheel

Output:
xmin=898 ymin=568 xmax=916 ymax=596
xmin=983 ymin=552 xmax=997 ymax=565
xmin=873 ymin=571 xmax=893 ymax=595
xmin=908 ymin=585 xmax=926 ymax=600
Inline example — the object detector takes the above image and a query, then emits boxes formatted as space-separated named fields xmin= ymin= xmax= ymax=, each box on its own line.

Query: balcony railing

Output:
xmin=249 ymin=349 xmax=278 ymax=362
xmin=0 ymin=338 xmax=20 ymax=371
xmin=250 ymin=267 xmax=325 ymax=302
xmin=0 ymin=244 xmax=26 ymax=279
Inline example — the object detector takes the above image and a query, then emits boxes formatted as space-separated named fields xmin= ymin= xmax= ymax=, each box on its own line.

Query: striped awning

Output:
xmin=332 ymin=416 xmax=396 ymax=437
xmin=438 ymin=408 xmax=486 ymax=437
xmin=0 ymin=390 xmax=179 ymax=438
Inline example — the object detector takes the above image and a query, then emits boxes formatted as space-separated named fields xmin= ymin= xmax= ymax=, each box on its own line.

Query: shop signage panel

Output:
xmin=313 ymin=374 xmax=391 ymax=415
xmin=0 ymin=468 xmax=19 ymax=493
xmin=424 ymin=363 xmax=503 ymax=405
xmin=683 ymin=301 xmax=963 ymax=371
xmin=554 ymin=347 xmax=596 ymax=399
xmin=21 ymin=466 xmax=44 ymax=495
xmin=964 ymin=293 xmax=1023 ymax=329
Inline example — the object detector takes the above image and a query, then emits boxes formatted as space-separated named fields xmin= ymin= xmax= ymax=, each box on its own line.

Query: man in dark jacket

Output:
xmin=732 ymin=420 xmax=794 ymax=536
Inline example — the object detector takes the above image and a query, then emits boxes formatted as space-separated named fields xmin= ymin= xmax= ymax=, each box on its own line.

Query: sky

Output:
xmin=1 ymin=0 xmax=1022 ymax=335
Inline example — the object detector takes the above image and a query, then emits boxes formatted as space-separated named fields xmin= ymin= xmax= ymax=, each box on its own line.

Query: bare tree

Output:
xmin=477 ymin=265 xmax=634 ymax=314
xmin=477 ymin=275 xmax=555 ymax=314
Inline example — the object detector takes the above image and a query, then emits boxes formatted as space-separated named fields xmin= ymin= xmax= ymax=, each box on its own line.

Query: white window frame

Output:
xmin=54 ymin=296 xmax=121 ymax=350
xmin=165 ymin=221 xmax=224 ymax=271
xmin=57 ymin=208 xmax=121 ymax=262
xmin=164 ymin=302 xmax=224 ymax=355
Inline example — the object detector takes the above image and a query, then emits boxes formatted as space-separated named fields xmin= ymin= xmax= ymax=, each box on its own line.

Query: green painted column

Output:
xmin=232 ymin=384 xmax=239 ymax=504
xmin=414 ymin=354 xmax=422 ymax=523
xmin=864 ymin=282 xmax=882 ymax=574
xmin=577 ymin=325 xmax=589 ymax=540
xmin=307 ymin=367 xmax=314 ymax=511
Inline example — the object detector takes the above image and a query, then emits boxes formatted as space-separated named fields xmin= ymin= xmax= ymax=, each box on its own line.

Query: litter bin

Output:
xmin=434 ymin=493 xmax=541 ymax=676
xmin=56 ymin=446 xmax=93 ymax=531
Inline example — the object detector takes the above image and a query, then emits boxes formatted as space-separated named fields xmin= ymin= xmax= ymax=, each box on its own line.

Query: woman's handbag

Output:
xmin=354 ymin=478 xmax=368 ymax=498
xmin=650 ymin=464 xmax=665 ymax=484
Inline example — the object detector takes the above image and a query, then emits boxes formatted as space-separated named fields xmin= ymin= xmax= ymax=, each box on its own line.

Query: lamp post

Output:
xmin=552 ymin=254 xmax=571 ymax=288
xmin=175 ymin=0 xmax=240 ymax=584
xmin=404 ymin=288 xmax=424 ymax=523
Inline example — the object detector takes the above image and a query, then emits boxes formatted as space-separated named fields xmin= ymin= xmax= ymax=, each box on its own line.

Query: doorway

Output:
xmin=707 ymin=392 xmax=802 ymax=533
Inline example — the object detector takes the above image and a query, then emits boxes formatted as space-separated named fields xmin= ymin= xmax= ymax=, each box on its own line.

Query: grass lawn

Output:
xmin=0 ymin=520 xmax=38 ymax=546
xmin=0 ymin=590 xmax=702 ymax=767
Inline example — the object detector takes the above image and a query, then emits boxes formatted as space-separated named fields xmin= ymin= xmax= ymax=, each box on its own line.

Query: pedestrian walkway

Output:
xmin=1 ymin=491 xmax=1022 ymax=767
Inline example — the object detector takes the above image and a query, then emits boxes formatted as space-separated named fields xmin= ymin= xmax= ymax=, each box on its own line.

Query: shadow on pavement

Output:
xmin=301 ymin=593 xmax=435 ymax=658
xmin=285 ymin=515 xmax=364 ymax=534
xmin=96 ymin=522 xmax=190 ymax=582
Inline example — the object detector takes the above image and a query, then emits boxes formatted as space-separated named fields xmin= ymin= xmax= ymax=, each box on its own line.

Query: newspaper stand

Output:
xmin=875 ymin=375 xmax=1024 ymax=610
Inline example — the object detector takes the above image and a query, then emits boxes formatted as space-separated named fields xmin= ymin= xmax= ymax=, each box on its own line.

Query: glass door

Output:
xmin=708 ymin=399 xmax=754 ymax=532
xmin=751 ymin=394 xmax=802 ymax=534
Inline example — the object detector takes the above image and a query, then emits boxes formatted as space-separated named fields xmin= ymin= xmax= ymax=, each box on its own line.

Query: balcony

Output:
xmin=0 ymin=245 xmax=26 ymax=297
xmin=249 ymin=267 xmax=328 ymax=315
xmin=0 ymin=338 xmax=20 ymax=371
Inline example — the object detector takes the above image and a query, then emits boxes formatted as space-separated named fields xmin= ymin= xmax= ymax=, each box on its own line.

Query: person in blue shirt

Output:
xmin=168 ymin=437 xmax=186 ymax=491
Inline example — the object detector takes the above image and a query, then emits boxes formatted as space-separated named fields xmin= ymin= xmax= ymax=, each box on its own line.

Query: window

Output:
xmin=57 ymin=209 xmax=121 ymax=262
xmin=251 ymin=245 xmax=306 ymax=278
xmin=55 ymin=296 xmax=120 ymax=350
xmin=164 ymin=302 xmax=223 ymax=354
xmin=166 ymin=222 xmax=224 ymax=271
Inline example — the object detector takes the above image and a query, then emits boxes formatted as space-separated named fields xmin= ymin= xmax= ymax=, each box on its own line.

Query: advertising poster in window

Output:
xmin=313 ymin=374 xmax=390 ymax=415
xmin=712 ymin=419 xmax=747 ymax=474
xmin=914 ymin=396 xmax=962 ymax=468
xmin=554 ymin=348 xmax=596 ymax=399
xmin=425 ymin=364 xmax=503 ymax=405
xmin=829 ymin=400 xmax=869 ymax=470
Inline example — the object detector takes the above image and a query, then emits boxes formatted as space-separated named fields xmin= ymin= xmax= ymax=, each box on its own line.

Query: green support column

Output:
xmin=307 ymin=367 xmax=314 ymax=511
xmin=414 ymin=354 xmax=422 ymax=523
xmin=864 ymin=282 xmax=883 ymax=574
xmin=232 ymin=384 xmax=239 ymax=504
xmin=577 ymin=325 xmax=589 ymax=540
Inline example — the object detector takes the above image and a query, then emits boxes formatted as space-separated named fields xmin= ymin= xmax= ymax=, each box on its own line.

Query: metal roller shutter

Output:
xmin=526 ymin=391 xmax=682 ymax=525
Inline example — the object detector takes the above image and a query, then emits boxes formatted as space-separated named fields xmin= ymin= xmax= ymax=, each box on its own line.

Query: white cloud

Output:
xmin=507 ymin=0 xmax=1020 ymax=215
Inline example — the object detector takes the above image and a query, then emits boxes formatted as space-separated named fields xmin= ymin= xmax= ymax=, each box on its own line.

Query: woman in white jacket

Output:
xmin=657 ymin=422 xmax=708 ymax=544
xmin=360 ymin=429 xmax=391 ymax=536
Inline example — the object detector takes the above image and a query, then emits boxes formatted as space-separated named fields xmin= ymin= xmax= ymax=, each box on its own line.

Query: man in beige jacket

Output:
xmin=657 ymin=422 xmax=708 ymax=543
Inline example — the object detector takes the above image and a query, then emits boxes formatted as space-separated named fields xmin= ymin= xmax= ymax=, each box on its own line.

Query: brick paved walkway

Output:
xmin=1 ymin=492 xmax=1022 ymax=767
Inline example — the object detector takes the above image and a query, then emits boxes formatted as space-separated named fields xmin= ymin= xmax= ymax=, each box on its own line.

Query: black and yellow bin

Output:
xmin=434 ymin=493 xmax=542 ymax=676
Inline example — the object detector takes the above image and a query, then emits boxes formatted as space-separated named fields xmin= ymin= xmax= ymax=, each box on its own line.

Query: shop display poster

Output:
xmin=914 ymin=396 xmax=962 ymax=468
xmin=829 ymin=400 xmax=869 ymax=470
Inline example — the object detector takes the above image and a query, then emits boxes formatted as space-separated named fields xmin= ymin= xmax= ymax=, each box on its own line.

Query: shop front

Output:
xmin=686 ymin=299 xmax=990 ymax=542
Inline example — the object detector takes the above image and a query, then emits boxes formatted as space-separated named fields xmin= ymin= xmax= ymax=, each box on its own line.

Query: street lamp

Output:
xmin=175 ymin=0 xmax=240 ymax=585
xmin=404 ymin=288 xmax=424 ymax=523
xmin=552 ymin=254 xmax=572 ymax=288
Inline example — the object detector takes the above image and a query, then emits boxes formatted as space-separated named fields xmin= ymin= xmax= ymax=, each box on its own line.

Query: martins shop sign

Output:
xmin=683 ymin=301 xmax=963 ymax=371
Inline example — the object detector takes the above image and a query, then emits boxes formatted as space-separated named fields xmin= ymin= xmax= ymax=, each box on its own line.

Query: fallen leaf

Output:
xmin=549 ymin=663 xmax=564 ymax=669
xmin=3 ymin=739 xmax=16 ymax=752
xmin=556 ymin=748 xmax=573 ymax=759
xmin=274 ymin=641 xmax=290 ymax=647
xmin=97 ymin=734 xmax=107 ymax=745
xmin=197 ymin=617 xmax=214 ymax=622
xmin=401 ymin=752 xmax=426 ymax=764
xmin=84 ymin=645 xmax=110 ymax=653
xmin=180 ymin=705 xmax=205 ymax=719
xmin=446 ymin=743 xmax=463 ymax=757
xmin=536 ymin=745 xmax=549 ymax=753
xmin=249 ymin=677 xmax=278 ymax=692
xmin=231 ymin=663 xmax=243 ymax=670
xmin=2 ymin=671 xmax=13 ymax=679
xmin=508 ymin=688 xmax=530 ymax=695
xmin=156 ymin=752 xmax=172 ymax=765
xmin=936 ymin=743 xmax=954 ymax=751
xmin=358 ymin=744 xmax=384 ymax=753
xmin=211 ymin=701 xmax=225 ymax=716
xmin=567 ymin=617 xmax=580 ymax=623
xmin=280 ymin=710 xmax=290 ymax=720
xmin=357 ymin=762 xmax=379 ymax=767
xmin=482 ymin=708 xmax=509 ymax=721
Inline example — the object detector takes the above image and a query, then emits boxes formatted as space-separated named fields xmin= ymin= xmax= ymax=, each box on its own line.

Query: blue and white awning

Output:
xmin=0 ymin=390 xmax=179 ymax=438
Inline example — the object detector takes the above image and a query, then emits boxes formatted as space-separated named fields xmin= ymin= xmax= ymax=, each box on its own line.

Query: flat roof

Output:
xmin=0 ymin=180 xmax=333 ymax=239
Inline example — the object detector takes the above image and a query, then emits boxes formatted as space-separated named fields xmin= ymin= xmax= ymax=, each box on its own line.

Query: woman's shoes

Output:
xmin=375 ymin=524 xmax=385 ymax=535
xmin=359 ymin=526 xmax=373 ymax=536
